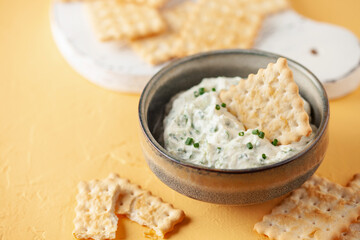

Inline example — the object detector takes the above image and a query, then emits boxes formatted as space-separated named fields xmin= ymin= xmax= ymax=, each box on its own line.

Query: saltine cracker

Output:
xmin=220 ymin=58 xmax=312 ymax=145
xmin=73 ymin=178 xmax=121 ymax=240
xmin=173 ymin=0 xmax=263 ymax=58
xmin=107 ymin=173 xmax=185 ymax=238
xmin=86 ymin=0 xmax=166 ymax=41
xmin=254 ymin=175 xmax=360 ymax=240
xmin=130 ymin=1 xmax=194 ymax=65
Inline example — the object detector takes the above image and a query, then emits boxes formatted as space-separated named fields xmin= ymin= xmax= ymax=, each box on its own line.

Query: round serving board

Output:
xmin=51 ymin=3 xmax=360 ymax=98
xmin=255 ymin=10 xmax=360 ymax=99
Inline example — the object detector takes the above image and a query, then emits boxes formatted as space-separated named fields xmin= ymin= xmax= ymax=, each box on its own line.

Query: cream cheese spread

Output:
xmin=163 ymin=77 xmax=316 ymax=169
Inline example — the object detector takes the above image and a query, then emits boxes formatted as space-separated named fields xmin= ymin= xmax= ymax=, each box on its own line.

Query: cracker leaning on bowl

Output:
xmin=220 ymin=57 xmax=312 ymax=145
xmin=73 ymin=173 xmax=185 ymax=240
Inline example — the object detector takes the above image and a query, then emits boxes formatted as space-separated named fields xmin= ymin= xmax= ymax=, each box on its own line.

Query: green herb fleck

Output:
xmin=194 ymin=91 xmax=199 ymax=97
xmin=199 ymin=87 xmax=205 ymax=95
xmin=216 ymin=147 xmax=222 ymax=153
xmin=246 ymin=142 xmax=253 ymax=149
xmin=272 ymin=139 xmax=278 ymax=146
xmin=258 ymin=131 xmax=265 ymax=139
xmin=221 ymin=103 xmax=226 ymax=108
xmin=252 ymin=129 xmax=259 ymax=135
xmin=239 ymin=131 xmax=244 ymax=136
xmin=185 ymin=137 xmax=193 ymax=145
xmin=212 ymin=88 xmax=216 ymax=92
xmin=193 ymin=142 xmax=200 ymax=148
xmin=215 ymin=104 xmax=221 ymax=110
xmin=262 ymin=153 xmax=267 ymax=159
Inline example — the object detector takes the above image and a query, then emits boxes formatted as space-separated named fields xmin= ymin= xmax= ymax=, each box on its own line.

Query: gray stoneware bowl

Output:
xmin=138 ymin=49 xmax=329 ymax=205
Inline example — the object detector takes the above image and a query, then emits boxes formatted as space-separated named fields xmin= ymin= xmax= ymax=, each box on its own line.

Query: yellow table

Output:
xmin=1 ymin=0 xmax=360 ymax=239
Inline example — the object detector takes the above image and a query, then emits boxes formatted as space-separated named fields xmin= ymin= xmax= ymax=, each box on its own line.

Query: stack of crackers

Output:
xmin=73 ymin=173 xmax=185 ymax=240
xmin=61 ymin=0 xmax=289 ymax=65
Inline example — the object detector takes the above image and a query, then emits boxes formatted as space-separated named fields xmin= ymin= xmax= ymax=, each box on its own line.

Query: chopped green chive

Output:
xmin=221 ymin=103 xmax=226 ymax=108
xmin=258 ymin=131 xmax=265 ymax=139
xmin=262 ymin=153 xmax=267 ymax=159
xmin=185 ymin=137 xmax=193 ymax=145
xmin=246 ymin=142 xmax=253 ymax=149
xmin=215 ymin=104 xmax=221 ymax=110
xmin=212 ymin=88 xmax=216 ymax=92
xmin=217 ymin=147 xmax=222 ymax=153
xmin=238 ymin=131 xmax=244 ymax=136
xmin=193 ymin=142 xmax=199 ymax=148
xmin=199 ymin=87 xmax=205 ymax=95
xmin=194 ymin=91 xmax=199 ymax=97
xmin=272 ymin=139 xmax=278 ymax=146
xmin=252 ymin=129 xmax=260 ymax=135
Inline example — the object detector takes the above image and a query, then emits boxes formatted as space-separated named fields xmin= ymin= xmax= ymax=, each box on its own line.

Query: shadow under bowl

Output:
xmin=138 ymin=49 xmax=329 ymax=205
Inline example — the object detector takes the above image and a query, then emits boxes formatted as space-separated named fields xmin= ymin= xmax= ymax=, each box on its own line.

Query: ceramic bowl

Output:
xmin=138 ymin=49 xmax=329 ymax=205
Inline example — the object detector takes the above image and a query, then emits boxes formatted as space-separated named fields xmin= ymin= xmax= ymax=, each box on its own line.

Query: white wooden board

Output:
xmin=51 ymin=3 xmax=360 ymax=98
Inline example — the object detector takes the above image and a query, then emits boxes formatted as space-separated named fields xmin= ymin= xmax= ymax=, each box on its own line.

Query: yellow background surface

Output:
xmin=1 ymin=0 xmax=360 ymax=239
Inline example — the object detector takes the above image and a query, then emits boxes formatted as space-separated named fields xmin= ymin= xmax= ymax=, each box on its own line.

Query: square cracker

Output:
xmin=85 ymin=0 xmax=166 ymax=41
xmin=130 ymin=1 xmax=194 ymax=65
xmin=107 ymin=173 xmax=185 ymax=238
xmin=254 ymin=175 xmax=360 ymax=240
xmin=173 ymin=0 xmax=263 ymax=58
xmin=220 ymin=58 xmax=312 ymax=145
xmin=73 ymin=177 xmax=121 ymax=240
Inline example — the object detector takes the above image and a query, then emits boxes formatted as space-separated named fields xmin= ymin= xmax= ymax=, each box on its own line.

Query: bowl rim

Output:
xmin=138 ymin=49 xmax=329 ymax=174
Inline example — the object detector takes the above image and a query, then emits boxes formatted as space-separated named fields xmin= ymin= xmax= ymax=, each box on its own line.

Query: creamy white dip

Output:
xmin=163 ymin=77 xmax=316 ymax=169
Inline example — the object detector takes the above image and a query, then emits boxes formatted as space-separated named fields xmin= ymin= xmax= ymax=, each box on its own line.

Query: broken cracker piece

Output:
xmin=130 ymin=1 xmax=194 ymax=65
xmin=173 ymin=0 xmax=263 ymax=58
xmin=107 ymin=173 xmax=185 ymax=238
xmin=220 ymin=57 xmax=312 ymax=145
xmin=73 ymin=177 xmax=121 ymax=240
xmin=86 ymin=0 xmax=166 ymax=41
xmin=254 ymin=175 xmax=360 ymax=240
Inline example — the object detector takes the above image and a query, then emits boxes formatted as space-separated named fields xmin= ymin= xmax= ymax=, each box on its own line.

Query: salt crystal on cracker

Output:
xmin=254 ymin=175 xmax=360 ymax=240
xmin=220 ymin=58 xmax=312 ymax=145
xmin=173 ymin=0 xmax=263 ymax=58
xmin=85 ymin=0 xmax=166 ymax=41
xmin=73 ymin=178 xmax=121 ymax=240
xmin=107 ymin=173 xmax=185 ymax=238
xmin=130 ymin=1 xmax=194 ymax=65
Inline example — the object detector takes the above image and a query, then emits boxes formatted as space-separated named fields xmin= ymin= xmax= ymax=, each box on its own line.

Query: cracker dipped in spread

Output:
xmin=163 ymin=58 xmax=315 ymax=169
